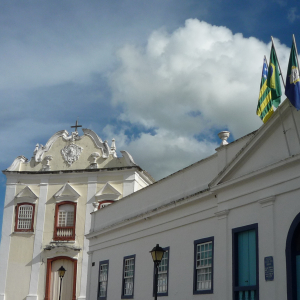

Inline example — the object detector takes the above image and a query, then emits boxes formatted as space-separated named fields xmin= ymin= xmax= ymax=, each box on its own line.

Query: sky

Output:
xmin=0 ymin=0 xmax=299 ymax=239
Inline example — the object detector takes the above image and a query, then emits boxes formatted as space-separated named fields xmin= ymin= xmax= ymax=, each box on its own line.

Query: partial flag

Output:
xmin=285 ymin=38 xmax=300 ymax=110
xmin=257 ymin=57 xmax=274 ymax=123
xmin=267 ymin=44 xmax=282 ymax=108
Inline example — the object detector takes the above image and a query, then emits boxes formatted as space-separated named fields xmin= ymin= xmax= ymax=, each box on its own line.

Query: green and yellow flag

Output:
xmin=267 ymin=45 xmax=282 ymax=108
xmin=257 ymin=57 xmax=273 ymax=123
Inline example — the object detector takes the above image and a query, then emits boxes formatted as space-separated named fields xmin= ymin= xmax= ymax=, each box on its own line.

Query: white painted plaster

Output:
xmin=0 ymin=177 xmax=17 ymax=300
xmin=26 ymin=179 xmax=48 ymax=300
xmin=79 ymin=175 xmax=97 ymax=300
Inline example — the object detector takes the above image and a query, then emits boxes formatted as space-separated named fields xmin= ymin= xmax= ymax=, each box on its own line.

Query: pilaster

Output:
xmin=78 ymin=175 xmax=97 ymax=300
xmin=258 ymin=196 xmax=276 ymax=300
xmin=214 ymin=209 xmax=230 ymax=300
xmin=26 ymin=178 xmax=49 ymax=300
xmin=0 ymin=177 xmax=17 ymax=300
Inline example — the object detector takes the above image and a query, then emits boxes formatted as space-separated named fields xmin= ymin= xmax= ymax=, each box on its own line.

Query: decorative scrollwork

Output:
xmin=61 ymin=144 xmax=83 ymax=166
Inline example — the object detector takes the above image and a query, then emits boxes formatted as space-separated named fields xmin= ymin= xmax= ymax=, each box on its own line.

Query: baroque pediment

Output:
xmin=15 ymin=186 xmax=38 ymax=202
xmin=54 ymin=183 xmax=80 ymax=201
xmin=95 ymin=183 xmax=121 ymax=200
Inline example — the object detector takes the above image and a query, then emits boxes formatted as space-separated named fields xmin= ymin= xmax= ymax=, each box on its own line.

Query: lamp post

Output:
xmin=150 ymin=244 xmax=165 ymax=300
xmin=58 ymin=266 xmax=66 ymax=300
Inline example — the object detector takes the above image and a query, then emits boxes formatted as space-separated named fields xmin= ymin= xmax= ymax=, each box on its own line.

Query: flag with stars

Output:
xmin=285 ymin=39 xmax=300 ymax=110
xmin=267 ymin=45 xmax=282 ymax=108
xmin=257 ymin=57 xmax=274 ymax=123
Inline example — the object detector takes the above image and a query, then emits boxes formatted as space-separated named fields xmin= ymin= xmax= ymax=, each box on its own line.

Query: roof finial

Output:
xmin=218 ymin=131 xmax=230 ymax=146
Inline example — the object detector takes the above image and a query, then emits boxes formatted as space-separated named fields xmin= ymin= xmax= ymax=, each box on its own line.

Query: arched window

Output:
xmin=14 ymin=203 xmax=35 ymax=232
xmin=53 ymin=202 xmax=76 ymax=241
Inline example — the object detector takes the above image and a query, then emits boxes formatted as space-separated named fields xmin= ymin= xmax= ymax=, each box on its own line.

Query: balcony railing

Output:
xmin=54 ymin=226 xmax=74 ymax=240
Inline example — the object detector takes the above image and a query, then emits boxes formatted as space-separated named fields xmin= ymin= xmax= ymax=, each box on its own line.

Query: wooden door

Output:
xmin=44 ymin=257 xmax=77 ymax=300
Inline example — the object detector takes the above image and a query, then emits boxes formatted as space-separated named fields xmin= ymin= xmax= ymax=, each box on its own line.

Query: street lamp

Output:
xmin=150 ymin=244 xmax=165 ymax=300
xmin=58 ymin=266 xmax=66 ymax=300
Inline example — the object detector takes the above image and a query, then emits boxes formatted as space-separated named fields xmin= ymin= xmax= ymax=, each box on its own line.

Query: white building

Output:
xmin=0 ymin=126 xmax=153 ymax=300
xmin=87 ymin=99 xmax=300 ymax=300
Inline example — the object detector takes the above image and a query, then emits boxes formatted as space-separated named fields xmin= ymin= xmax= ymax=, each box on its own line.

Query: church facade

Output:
xmin=0 ymin=126 xmax=153 ymax=300
xmin=87 ymin=99 xmax=300 ymax=300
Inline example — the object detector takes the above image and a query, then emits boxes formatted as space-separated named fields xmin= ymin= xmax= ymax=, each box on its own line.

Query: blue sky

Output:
xmin=0 ymin=0 xmax=299 ymax=240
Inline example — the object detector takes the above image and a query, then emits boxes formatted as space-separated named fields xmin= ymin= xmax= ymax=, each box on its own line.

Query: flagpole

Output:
xmin=270 ymin=37 xmax=292 ymax=155
xmin=266 ymin=45 xmax=291 ymax=156
xmin=293 ymin=34 xmax=300 ymax=75
xmin=271 ymin=36 xmax=300 ymax=149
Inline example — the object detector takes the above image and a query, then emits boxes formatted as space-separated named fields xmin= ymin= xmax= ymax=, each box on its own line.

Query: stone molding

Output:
xmin=6 ymin=156 xmax=28 ymax=171
xmin=214 ymin=209 xmax=230 ymax=219
xmin=53 ymin=183 xmax=81 ymax=201
xmin=82 ymin=128 xmax=109 ymax=158
xmin=258 ymin=196 xmax=275 ymax=207
xmin=15 ymin=186 xmax=38 ymax=202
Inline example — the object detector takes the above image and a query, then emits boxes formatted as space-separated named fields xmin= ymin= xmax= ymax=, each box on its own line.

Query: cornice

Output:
xmin=210 ymin=152 xmax=300 ymax=193
xmin=86 ymin=188 xmax=211 ymax=239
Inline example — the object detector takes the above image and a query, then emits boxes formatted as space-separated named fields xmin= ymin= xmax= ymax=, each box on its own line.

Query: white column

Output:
xmin=26 ymin=178 xmax=48 ymax=300
xmin=0 ymin=176 xmax=17 ymax=300
xmin=258 ymin=196 xmax=276 ymax=300
xmin=214 ymin=209 xmax=230 ymax=300
xmin=122 ymin=173 xmax=135 ymax=197
xmin=78 ymin=175 xmax=97 ymax=300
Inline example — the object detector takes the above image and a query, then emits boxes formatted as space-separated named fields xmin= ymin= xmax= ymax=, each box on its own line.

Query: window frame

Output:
xmin=14 ymin=202 xmax=35 ymax=232
xmin=98 ymin=260 xmax=109 ymax=300
xmin=193 ymin=236 xmax=214 ymax=294
xmin=53 ymin=201 xmax=77 ymax=241
xmin=121 ymin=254 xmax=136 ymax=299
xmin=153 ymin=247 xmax=169 ymax=297
xmin=232 ymin=223 xmax=259 ymax=300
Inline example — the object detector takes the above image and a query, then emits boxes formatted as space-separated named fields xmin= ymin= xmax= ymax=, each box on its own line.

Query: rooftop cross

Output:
xmin=71 ymin=119 xmax=82 ymax=132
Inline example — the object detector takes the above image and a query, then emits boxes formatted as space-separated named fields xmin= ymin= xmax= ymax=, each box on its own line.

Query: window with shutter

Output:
xmin=98 ymin=260 xmax=109 ymax=299
xmin=233 ymin=224 xmax=258 ymax=300
xmin=122 ymin=255 xmax=135 ymax=299
xmin=193 ymin=237 xmax=214 ymax=294
xmin=53 ymin=202 xmax=76 ymax=241
xmin=15 ymin=203 xmax=35 ymax=232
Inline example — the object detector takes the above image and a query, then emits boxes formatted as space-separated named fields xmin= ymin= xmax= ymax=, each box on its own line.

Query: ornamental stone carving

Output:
xmin=61 ymin=144 xmax=83 ymax=166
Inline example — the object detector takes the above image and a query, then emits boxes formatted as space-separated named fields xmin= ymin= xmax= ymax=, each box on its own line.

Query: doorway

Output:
xmin=286 ymin=212 xmax=300 ymax=300
xmin=44 ymin=256 xmax=77 ymax=300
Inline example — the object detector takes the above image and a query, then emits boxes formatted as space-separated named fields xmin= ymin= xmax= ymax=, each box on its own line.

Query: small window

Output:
xmin=122 ymin=255 xmax=135 ymax=299
xmin=15 ymin=203 xmax=35 ymax=232
xmin=153 ymin=247 xmax=169 ymax=296
xmin=53 ymin=202 xmax=76 ymax=241
xmin=98 ymin=260 xmax=109 ymax=299
xmin=193 ymin=237 xmax=214 ymax=294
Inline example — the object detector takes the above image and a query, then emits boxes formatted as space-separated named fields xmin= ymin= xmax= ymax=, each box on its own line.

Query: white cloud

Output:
xmin=288 ymin=7 xmax=300 ymax=23
xmin=103 ymin=125 xmax=218 ymax=180
xmin=106 ymin=19 xmax=291 ymax=179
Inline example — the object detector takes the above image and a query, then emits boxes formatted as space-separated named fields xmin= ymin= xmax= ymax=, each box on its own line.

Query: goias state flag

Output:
xmin=285 ymin=40 xmax=300 ymax=110
xmin=257 ymin=57 xmax=273 ymax=123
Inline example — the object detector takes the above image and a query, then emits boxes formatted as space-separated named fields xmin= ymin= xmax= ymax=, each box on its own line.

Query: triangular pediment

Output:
xmin=54 ymin=183 xmax=80 ymax=201
xmin=15 ymin=186 xmax=38 ymax=202
xmin=210 ymin=99 xmax=300 ymax=187
xmin=95 ymin=183 xmax=121 ymax=200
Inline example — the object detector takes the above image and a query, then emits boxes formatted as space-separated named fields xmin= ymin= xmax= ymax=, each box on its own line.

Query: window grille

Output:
xmin=157 ymin=250 xmax=168 ymax=293
xmin=124 ymin=258 xmax=134 ymax=296
xmin=98 ymin=263 xmax=108 ymax=298
xmin=196 ymin=241 xmax=212 ymax=290
xmin=17 ymin=205 xmax=34 ymax=230
xmin=15 ymin=203 xmax=35 ymax=232
xmin=53 ymin=202 xmax=76 ymax=241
